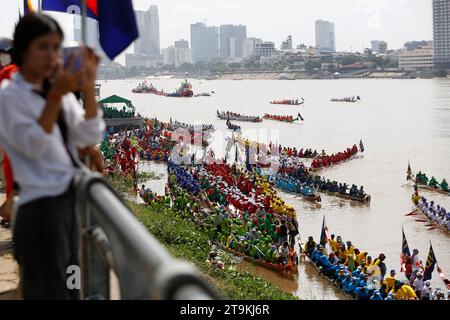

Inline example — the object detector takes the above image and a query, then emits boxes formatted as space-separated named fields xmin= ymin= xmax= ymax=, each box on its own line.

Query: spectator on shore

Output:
xmin=0 ymin=37 xmax=18 ymax=226
xmin=0 ymin=14 xmax=105 ymax=299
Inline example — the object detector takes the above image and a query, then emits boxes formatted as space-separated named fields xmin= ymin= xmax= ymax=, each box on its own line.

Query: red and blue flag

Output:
xmin=42 ymin=0 xmax=138 ymax=59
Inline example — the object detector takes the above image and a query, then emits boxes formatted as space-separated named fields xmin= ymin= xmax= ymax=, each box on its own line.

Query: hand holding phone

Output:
xmin=63 ymin=46 xmax=84 ymax=74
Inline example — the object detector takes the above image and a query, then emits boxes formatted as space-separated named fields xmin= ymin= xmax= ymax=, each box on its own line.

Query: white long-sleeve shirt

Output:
xmin=0 ymin=74 xmax=105 ymax=205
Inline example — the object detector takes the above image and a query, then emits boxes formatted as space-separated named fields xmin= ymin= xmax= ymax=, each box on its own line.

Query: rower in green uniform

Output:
xmin=441 ymin=178 xmax=449 ymax=192
xmin=429 ymin=176 xmax=439 ymax=189
xmin=416 ymin=171 xmax=428 ymax=185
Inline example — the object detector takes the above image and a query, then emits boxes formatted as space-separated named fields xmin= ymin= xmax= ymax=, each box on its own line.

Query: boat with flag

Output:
xmin=132 ymin=81 xmax=166 ymax=95
xmin=166 ymin=79 xmax=194 ymax=97
xmin=263 ymin=113 xmax=304 ymax=123
xmin=330 ymin=96 xmax=361 ymax=103
xmin=406 ymin=163 xmax=450 ymax=196
xmin=217 ymin=110 xmax=263 ymax=123
xmin=270 ymin=98 xmax=304 ymax=106
xmin=301 ymin=217 xmax=354 ymax=300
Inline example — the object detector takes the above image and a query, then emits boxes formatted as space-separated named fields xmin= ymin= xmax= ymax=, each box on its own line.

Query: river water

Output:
xmin=100 ymin=78 xmax=450 ymax=299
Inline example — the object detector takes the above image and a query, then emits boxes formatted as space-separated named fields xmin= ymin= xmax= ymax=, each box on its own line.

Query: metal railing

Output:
xmin=74 ymin=172 xmax=220 ymax=300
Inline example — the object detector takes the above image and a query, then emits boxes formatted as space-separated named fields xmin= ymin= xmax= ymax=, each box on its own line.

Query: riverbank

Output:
xmin=168 ymin=70 xmax=437 ymax=80
xmin=129 ymin=200 xmax=297 ymax=300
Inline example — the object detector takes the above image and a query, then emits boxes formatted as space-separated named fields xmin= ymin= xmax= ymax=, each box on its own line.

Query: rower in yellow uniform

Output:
xmin=412 ymin=191 xmax=421 ymax=205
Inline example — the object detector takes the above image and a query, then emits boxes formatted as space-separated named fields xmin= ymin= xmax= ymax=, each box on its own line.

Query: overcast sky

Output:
xmin=0 ymin=0 xmax=433 ymax=63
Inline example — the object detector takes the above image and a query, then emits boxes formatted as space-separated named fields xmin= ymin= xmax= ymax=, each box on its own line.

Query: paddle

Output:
xmin=405 ymin=210 xmax=418 ymax=216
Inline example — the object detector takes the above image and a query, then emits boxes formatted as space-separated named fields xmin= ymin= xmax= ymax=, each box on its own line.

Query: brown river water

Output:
xmin=100 ymin=78 xmax=450 ymax=299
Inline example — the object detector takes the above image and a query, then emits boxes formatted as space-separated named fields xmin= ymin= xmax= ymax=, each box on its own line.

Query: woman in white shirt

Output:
xmin=0 ymin=14 xmax=104 ymax=299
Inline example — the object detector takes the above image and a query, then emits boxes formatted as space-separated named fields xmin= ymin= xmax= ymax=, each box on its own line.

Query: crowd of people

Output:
xmin=415 ymin=172 xmax=449 ymax=192
xmin=311 ymin=145 xmax=359 ymax=170
xmin=413 ymin=195 xmax=450 ymax=231
xmin=304 ymin=235 xmax=447 ymax=300
xmin=165 ymin=161 xmax=301 ymax=270
xmin=102 ymin=105 xmax=136 ymax=119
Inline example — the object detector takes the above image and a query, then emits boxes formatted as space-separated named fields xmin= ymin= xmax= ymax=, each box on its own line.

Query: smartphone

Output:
xmin=62 ymin=46 xmax=83 ymax=73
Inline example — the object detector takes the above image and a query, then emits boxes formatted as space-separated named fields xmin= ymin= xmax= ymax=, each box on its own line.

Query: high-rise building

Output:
xmin=162 ymin=46 xmax=177 ymax=65
xmin=175 ymin=39 xmax=189 ymax=49
xmin=399 ymin=45 xmax=434 ymax=72
xmin=176 ymin=48 xmax=193 ymax=66
xmin=371 ymin=40 xmax=388 ymax=54
xmin=190 ymin=22 xmax=219 ymax=62
xmin=315 ymin=20 xmax=335 ymax=52
xmin=219 ymin=24 xmax=247 ymax=58
xmin=255 ymin=42 xmax=276 ymax=58
xmin=433 ymin=0 xmax=450 ymax=70
xmin=134 ymin=5 xmax=160 ymax=56
xmin=243 ymin=38 xmax=263 ymax=58
xmin=281 ymin=35 xmax=293 ymax=51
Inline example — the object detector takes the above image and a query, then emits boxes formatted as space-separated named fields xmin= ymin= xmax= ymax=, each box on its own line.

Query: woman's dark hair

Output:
xmin=12 ymin=13 xmax=64 ymax=67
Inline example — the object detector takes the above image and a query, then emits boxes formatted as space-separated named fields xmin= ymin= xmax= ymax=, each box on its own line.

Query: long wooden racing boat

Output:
xmin=217 ymin=111 xmax=263 ymax=123
xmin=309 ymin=153 xmax=363 ymax=173
xmin=301 ymin=250 xmax=354 ymax=300
xmin=270 ymin=99 xmax=304 ymax=106
xmin=275 ymin=186 xmax=322 ymax=203
xmin=409 ymin=177 xmax=450 ymax=196
xmin=216 ymin=244 xmax=298 ymax=278
xmin=263 ymin=114 xmax=300 ymax=123
xmin=413 ymin=204 xmax=450 ymax=234
xmin=320 ymin=190 xmax=371 ymax=204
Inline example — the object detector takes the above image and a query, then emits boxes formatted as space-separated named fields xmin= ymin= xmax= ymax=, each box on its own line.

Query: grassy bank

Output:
xmin=128 ymin=201 xmax=297 ymax=300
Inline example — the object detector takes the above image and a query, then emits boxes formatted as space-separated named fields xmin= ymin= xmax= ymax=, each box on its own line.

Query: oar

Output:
xmin=427 ymin=226 xmax=438 ymax=231
xmin=405 ymin=209 xmax=418 ymax=216
xmin=414 ymin=219 xmax=429 ymax=223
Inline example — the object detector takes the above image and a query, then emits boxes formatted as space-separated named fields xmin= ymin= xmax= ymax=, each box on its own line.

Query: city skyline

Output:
xmin=0 ymin=0 xmax=433 ymax=64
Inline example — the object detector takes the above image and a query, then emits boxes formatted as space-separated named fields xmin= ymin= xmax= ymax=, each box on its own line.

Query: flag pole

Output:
xmin=81 ymin=0 xmax=87 ymax=44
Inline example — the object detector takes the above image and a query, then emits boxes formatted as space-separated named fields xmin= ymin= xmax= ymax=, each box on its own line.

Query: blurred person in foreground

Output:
xmin=0 ymin=37 xmax=18 ymax=226
xmin=0 ymin=13 xmax=105 ymax=299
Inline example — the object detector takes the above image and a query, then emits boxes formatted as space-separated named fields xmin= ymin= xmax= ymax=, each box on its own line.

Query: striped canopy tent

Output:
xmin=98 ymin=95 xmax=135 ymax=109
